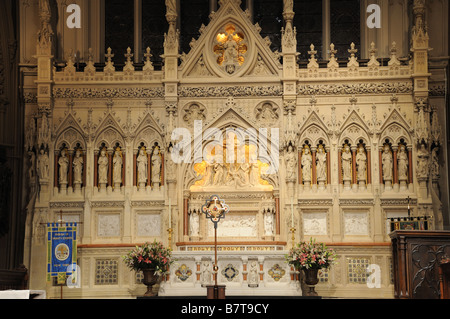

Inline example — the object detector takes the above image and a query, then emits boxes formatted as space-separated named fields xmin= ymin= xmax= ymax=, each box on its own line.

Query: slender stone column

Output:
xmin=326 ymin=148 xmax=331 ymax=185
xmin=54 ymin=153 xmax=59 ymax=189
xmin=366 ymin=150 xmax=372 ymax=185
xmin=298 ymin=151 xmax=302 ymax=184
xmin=351 ymin=147 xmax=357 ymax=185
xmin=408 ymin=147 xmax=413 ymax=185
xmin=93 ymin=152 xmax=98 ymax=188
xmin=379 ymin=150 xmax=383 ymax=184
xmin=311 ymin=148 xmax=317 ymax=185
xmin=133 ymin=152 xmax=137 ymax=187
xmin=68 ymin=151 xmax=73 ymax=190
xmin=393 ymin=147 xmax=398 ymax=185
xmin=338 ymin=148 xmax=342 ymax=185
xmin=108 ymin=150 xmax=113 ymax=188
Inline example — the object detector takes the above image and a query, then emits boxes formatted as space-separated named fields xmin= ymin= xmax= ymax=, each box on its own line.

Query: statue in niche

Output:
xmin=382 ymin=144 xmax=393 ymax=182
xmin=416 ymin=143 xmax=429 ymax=179
xmin=224 ymin=34 xmax=239 ymax=65
xmin=201 ymin=261 xmax=212 ymax=285
xmin=264 ymin=210 xmax=274 ymax=236
xmin=73 ymin=149 xmax=83 ymax=186
xmin=397 ymin=144 xmax=408 ymax=181
xmin=285 ymin=145 xmax=297 ymax=182
xmin=37 ymin=148 xmax=49 ymax=181
xmin=189 ymin=210 xmax=199 ymax=237
xmin=356 ymin=145 xmax=367 ymax=182
xmin=316 ymin=145 xmax=327 ymax=183
xmin=98 ymin=148 xmax=109 ymax=186
xmin=249 ymin=152 xmax=260 ymax=186
xmin=341 ymin=144 xmax=352 ymax=181
xmin=151 ymin=147 xmax=162 ymax=187
xmin=301 ymin=146 xmax=312 ymax=184
xmin=248 ymin=261 xmax=259 ymax=286
xmin=166 ymin=144 xmax=176 ymax=181
xmin=137 ymin=147 xmax=148 ymax=186
xmin=113 ymin=148 xmax=123 ymax=187
xmin=58 ymin=149 xmax=69 ymax=186
xmin=430 ymin=146 xmax=440 ymax=179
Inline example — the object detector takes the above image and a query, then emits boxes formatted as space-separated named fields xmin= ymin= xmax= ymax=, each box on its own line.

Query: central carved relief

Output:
xmin=213 ymin=24 xmax=247 ymax=75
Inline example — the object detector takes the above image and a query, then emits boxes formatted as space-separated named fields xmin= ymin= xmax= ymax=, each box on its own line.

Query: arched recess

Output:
xmin=132 ymin=115 xmax=165 ymax=189
xmin=54 ymin=125 xmax=87 ymax=190
xmin=378 ymin=122 xmax=413 ymax=186
xmin=298 ymin=123 xmax=331 ymax=186
xmin=338 ymin=122 xmax=371 ymax=186
xmin=94 ymin=123 xmax=126 ymax=190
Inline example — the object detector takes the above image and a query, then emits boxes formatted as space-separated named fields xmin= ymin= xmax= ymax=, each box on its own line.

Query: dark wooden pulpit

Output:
xmin=390 ymin=230 xmax=450 ymax=299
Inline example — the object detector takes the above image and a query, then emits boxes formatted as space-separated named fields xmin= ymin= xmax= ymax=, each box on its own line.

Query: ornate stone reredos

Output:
xmin=179 ymin=0 xmax=280 ymax=79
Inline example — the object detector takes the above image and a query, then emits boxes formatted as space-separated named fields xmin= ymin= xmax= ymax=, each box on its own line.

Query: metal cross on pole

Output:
xmin=201 ymin=195 xmax=229 ymax=299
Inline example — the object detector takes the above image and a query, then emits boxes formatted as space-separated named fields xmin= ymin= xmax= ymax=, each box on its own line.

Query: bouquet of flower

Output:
xmin=123 ymin=241 xmax=174 ymax=276
xmin=286 ymin=238 xmax=337 ymax=270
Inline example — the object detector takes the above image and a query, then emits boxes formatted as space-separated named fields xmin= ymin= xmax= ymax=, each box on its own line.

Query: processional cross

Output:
xmin=201 ymin=195 xmax=229 ymax=299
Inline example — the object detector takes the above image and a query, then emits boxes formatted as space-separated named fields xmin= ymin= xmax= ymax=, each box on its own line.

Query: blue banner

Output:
xmin=47 ymin=223 xmax=77 ymax=283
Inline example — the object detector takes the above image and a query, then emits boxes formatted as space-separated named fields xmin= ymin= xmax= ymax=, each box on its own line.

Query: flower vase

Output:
xmin=142 ymin=269 xmax=158 ymax=297
xmin=303 ymin=268 xmax=319 ymax=297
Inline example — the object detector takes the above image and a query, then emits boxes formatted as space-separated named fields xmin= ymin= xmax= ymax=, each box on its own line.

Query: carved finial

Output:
xmin=105 ymin=47 xmax=114 ymax=63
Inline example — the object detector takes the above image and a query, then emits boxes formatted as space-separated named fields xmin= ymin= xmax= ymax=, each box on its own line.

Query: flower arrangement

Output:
xmin=123 ymin=241 xmax=174 ymax=276
xmin=286 ymin=238 xmax=337 ymax=270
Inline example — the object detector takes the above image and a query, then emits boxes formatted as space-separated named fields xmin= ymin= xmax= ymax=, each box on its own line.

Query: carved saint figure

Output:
xmin=285 ymin=145 xmax=297 ymax=182
xmin=301 ymin=146 xmax=312 ymax=183
xmin=416 ymin=143 xmax=429 ymax=179
xmin=397 ymin=144 xmax=408 ymax=181
xmin=113 ymin=149 xmax=123 ymax=185
xmin=58 ymin=149 xmax=69 ymax=185
xmin=249 ymin=153 xmax=259 ymax=186
xmin=248 ymin=261 xmax=259 ymax=286
xmin=201 ymin=261 xmax=212 ymax=285
xmin=151 ymin=147 xmax=162 ymax=186
xmin=98 ymin=148 xmax=109 ymax=185
xmin=202 ymin=158 xmax=215 ymax=187
xmin=166 ymin=144 xmax=176 ymax=181
xmin=224 ymin=34 xmax=239 ymax=65
xmin=264 ymin=210 xmax=274 ymax=236
xmin=316 ymin=146 xmax=327 ymax=182
xmin=73 ymin=149 xmax=83 ymax=185
xmin=431 ymin=146 xmax=439 ymax=179
xmin=356 ymin=145 xmax=367 ymax=182
xmin=137 ymin=148 xmax=148 ymax=185
xmin=341 ymin=145 xmax=352 ymax=181
xmin=189 ymin=210 xmax=199 ymax=237
xmin=37 ymin=149 xmax=49 ymax=181
xmin=382 ymin=144 xmax=393 ymax=181
xmin=213 ymin=158 xmax=225 ymax=186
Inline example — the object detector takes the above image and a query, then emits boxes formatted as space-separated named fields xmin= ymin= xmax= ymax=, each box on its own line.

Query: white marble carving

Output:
xmin=208 ymin=214 xmax=257 ymax=237
xmin=344 ymin=212 xmax=369 ymax=235
xmin=302 ymin=212 xmax=327 ymax=236
xmin=136 ymin=213 xmax=161 ymax=237
xmin=97 ymin=213 xmax=121 ymax=237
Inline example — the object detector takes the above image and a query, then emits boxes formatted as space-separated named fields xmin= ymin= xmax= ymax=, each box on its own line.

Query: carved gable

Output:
xmin=179 ymin=0 xmax=281 ymax=79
